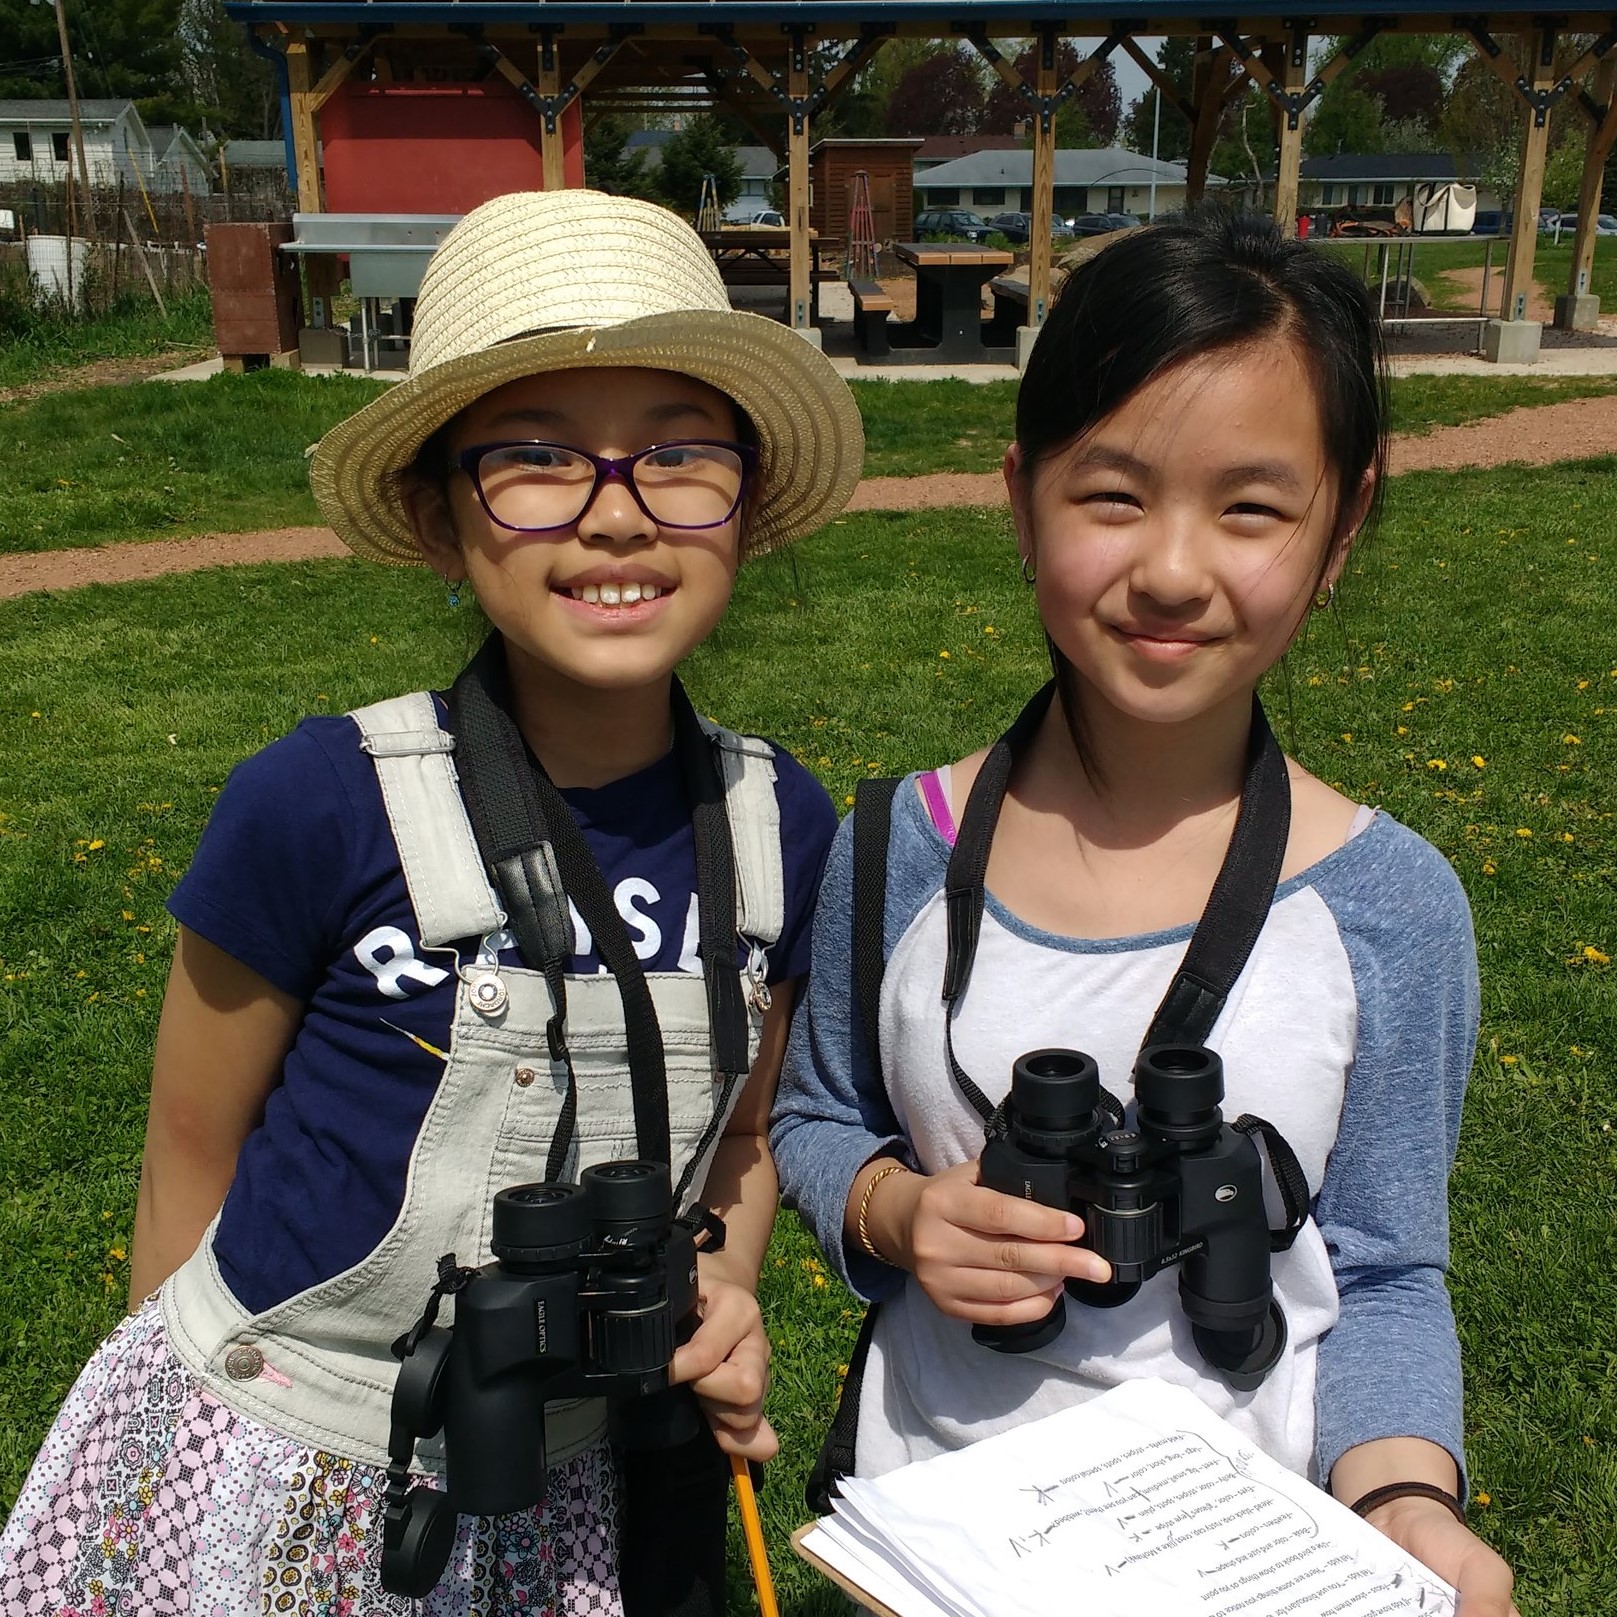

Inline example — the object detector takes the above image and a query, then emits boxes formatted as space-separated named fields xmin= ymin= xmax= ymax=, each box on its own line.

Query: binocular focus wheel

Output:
xmin=380 ymin=1484 xmax=460 ymax=1598
xmin=1191 ymin=1298 xmax=1288 ymax=1393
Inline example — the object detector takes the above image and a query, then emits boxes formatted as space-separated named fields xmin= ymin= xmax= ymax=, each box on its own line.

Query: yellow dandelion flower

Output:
xmin=1472 ymin=756 xmax=1485 ymax=768
xmin=938 ymin=650 xmax=951 ymax=660
xmin=1564 ymin=734 xmax=1581 ymax=745
xmin=844 ymin=795 xmax=855 ymax=807
xmin=1482 ymin=861 xmax=1497 ymax=875
xmin=87 ymin=839 xmax=105 ymax=851
xmin=1474 ymin=1491 xmax=1491 ymax=1507
xmin=1426 ymin=759 xmax=1447 ymax=771
xmin=1500 ymin=1054 xmax=1518 ymax=1065
xmin=1583 ymin=945 xmax=1610 ymax=965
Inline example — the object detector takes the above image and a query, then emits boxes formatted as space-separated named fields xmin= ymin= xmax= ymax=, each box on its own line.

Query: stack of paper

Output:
xmin=795 ymin=1379 xmax=1457 ymax=1617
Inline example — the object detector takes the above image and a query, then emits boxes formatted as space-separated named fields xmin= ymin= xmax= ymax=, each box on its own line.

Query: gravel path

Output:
xmin=4 ymin=391 xmax=1616 ymax=601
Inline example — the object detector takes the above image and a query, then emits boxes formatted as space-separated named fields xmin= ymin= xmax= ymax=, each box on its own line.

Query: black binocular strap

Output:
xmin=1143 ymin=702 xmax=1291 ymax=1049
xmin=1231 ymin=1114 xmax=1310 ymax=1252
xmin=448 ymin=637 xmax=753 ymax=1182
xmin=940 ymin=687 xmax=1291 ymax=1121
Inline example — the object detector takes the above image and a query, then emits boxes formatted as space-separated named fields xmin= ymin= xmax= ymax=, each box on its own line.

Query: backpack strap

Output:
xmin=806 ymin=773 xmax=900 ymax=1514
xmin=351 ymin=692 xmax=503 ymax=949
xmin=851 ymin=775 xmax=901 ymax=1074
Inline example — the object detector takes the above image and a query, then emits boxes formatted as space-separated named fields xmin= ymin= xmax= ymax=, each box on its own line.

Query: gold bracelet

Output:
xmin=856 ymin=1161 xmax=909 ymax=1265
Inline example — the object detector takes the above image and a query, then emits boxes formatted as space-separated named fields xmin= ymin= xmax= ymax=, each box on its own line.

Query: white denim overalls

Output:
xmin=163 ymin=690 xmax=783 ymax=1472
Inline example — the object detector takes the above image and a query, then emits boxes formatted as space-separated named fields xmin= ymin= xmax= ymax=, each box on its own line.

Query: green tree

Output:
xmin=1304 ymin=84 xmax=1385 ymax=157
xmin=583 ymin=114 xmax=653 ymax=198
xmin=178 ymin=0 xmax=278 ymax=138
xmin=654 ymin=114 xmax=743 ymax=215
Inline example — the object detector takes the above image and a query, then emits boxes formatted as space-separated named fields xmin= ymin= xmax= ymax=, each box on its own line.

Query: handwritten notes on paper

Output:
xmin=799 ymin=1380 xmax=1457 ymax=1617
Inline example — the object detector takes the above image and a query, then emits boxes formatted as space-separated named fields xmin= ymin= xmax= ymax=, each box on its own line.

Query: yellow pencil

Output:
xmin=730 ymin=1452 xmax=779 ymax=1617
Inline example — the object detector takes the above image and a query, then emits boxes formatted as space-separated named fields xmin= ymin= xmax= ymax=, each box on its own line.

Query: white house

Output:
xmin=1300 ymin=154 xmax=1501 ymax=220
xmin=913 ymin=145 xmax=1216 ymax=221
xmin=0 ymin=100 xmax=212 ymax=194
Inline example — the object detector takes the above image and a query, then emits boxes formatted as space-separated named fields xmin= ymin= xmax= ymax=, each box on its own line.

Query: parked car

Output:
xmin=1104 ymin=212 xmax=1142 ymax=231
xmin=1555 ymin=212 xmax=1617 ymax=236
xmin=1067 ymin=213 xmax=1120 ymax=237
xmin=913 ymin=207 xmax=994 ymax=243
xmin=720 ymin=205 xmax=784 ymax=227
xmin=984 ymin=211 xmax=1032 ymax=242
xmin=1470 ymin=209 xmax=1504 ymax=235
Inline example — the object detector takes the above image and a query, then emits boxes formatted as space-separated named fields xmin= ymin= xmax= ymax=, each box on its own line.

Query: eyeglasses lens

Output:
xmin=476 ymin=443 xmax=746 ymax=531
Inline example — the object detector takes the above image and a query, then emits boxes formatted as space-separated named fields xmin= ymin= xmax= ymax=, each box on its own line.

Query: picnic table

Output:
xmin=891 ymin=240 xmax=1015 ymax=364
xmin=698 ymin=227 xmax=841 ymax=322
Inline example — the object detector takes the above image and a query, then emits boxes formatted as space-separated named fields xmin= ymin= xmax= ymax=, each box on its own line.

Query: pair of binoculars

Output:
xmin=381 ymin=1160 xmax=718 ymax=1598
xmin=976 ymin=1045 xmax=1287 ymax=1390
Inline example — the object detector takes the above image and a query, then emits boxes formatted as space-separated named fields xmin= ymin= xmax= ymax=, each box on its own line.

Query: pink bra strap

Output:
xmin=918 ymin=769 xmax=958 ymax=846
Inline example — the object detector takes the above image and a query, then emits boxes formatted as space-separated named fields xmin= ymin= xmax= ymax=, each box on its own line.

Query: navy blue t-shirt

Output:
xmin=167 ymin=705 xmax=837 ymax=1314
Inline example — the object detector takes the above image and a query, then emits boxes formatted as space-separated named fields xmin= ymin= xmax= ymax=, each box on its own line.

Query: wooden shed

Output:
xmin=810 ymin=139 xmax=922 ymax=248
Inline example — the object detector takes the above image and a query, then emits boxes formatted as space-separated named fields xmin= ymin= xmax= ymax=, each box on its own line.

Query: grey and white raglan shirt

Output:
xmin=771 ymin=776 xmax=1477 ymax=1488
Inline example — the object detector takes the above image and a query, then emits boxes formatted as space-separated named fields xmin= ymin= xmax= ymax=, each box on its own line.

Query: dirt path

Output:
xmin=5 ymin=392 xmax=1617 ymax=601
xmin=0 ymin=348 xmax=215 ymax=408
xmin=1438 ymin=265 xmax=1554 ymax=324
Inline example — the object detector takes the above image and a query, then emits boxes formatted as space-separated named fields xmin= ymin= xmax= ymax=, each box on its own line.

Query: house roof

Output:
xmin=914 ymin=134 xmax=1024 ymax=163
xmin=1301 ymin=153 xmax=1475 ymax=183
xmin=224 ymin=139 xmax=287 ymax=168
xmin=0 ymin=99 xmax=133 ymax=127
xmin=915 ymin=146 xmax=1201 ymax=187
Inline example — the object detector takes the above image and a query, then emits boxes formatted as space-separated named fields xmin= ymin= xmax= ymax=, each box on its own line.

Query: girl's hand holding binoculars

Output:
xmin=860 ymin=1158 xmax=1112 ymax=1325
xmin=671 ymin=1258 xmax=778 ymax=1462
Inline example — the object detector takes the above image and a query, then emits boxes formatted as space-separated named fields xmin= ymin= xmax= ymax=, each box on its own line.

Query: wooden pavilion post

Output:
xmin=1558 ymin=55 xmax=1617 ymax=330
xmin=285 ymin=36 xmax=324 ymax=213
xmin=787 ymin=30 xmax=814 ymax=338
xmin=1028 ymin=27 xmax=1057 ymax=336
xmin=538 ymin=32 xmax=568 ymax=190
xmin=1271 ymin=30 xmax=1308 ymax=238
xmin=1494 ymin=27 xmax=1558 ymax=358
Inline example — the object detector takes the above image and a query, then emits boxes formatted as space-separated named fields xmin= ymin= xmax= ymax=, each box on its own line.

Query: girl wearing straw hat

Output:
xmin=1 ymin=190 xmax=862 ymax=1617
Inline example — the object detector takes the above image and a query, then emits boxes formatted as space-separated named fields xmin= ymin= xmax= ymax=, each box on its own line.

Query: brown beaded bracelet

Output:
xmin=1348 ymin=1481 xmax=1466 ymax=1524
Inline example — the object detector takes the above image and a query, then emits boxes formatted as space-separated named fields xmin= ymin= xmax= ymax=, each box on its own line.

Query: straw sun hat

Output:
xmin=311 ymin=189 xmax=865 ymax=565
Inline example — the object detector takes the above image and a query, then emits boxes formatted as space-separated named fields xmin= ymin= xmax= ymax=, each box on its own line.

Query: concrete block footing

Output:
xmin=1483 ymin=319 xmax=1542 ymax=364
xmin=792 ymin=324 xmax=825 ymax=350
xmin=1016 ymin=324 xmax=1041 ymax=373
xmin=1553 ymin=293 xmax=1600 ymax=333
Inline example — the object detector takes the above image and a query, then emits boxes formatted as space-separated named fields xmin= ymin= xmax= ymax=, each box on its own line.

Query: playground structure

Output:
xmin=223 ymin=0 xmax=1617 ymax=365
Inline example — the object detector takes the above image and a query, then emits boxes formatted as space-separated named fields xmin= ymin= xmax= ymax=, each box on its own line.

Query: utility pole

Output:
xmin=39 ymin=0 xmax=96 ymax=235
xmin=1149 ymin=85 xmax=1161 ymax=220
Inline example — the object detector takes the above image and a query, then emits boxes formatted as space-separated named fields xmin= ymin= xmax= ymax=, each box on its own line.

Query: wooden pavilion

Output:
xmin=224 ymin=0 xmax=1617 ymax=363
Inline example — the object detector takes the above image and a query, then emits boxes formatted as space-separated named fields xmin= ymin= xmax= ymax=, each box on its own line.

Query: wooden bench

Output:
xmin=849 ymin=278 xmax=895 ymax=358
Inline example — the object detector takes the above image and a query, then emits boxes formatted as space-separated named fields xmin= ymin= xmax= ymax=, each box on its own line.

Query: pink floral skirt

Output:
xmin=0 ymin=1301 xmax=622 ymax=1617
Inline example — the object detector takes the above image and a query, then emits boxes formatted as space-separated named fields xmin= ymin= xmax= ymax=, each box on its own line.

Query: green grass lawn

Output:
xmin=1 ymin=459 xmax=1613 ymax=1612
xmin=1316 ymin=234 xmax=1617 ymax=314
xmin=6 ymin=370 xmax=1617 ymax=556
xmin=0 ymin=288 xmax=215 ymax=394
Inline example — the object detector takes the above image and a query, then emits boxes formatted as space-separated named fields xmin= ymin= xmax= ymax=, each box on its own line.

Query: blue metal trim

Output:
xmin=224 ymin=0 xmax=1582 ymax=25
xmin=244 ymin=27 xmax=298 ymax=197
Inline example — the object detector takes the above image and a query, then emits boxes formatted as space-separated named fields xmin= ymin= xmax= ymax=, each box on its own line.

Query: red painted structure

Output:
xmin=320 ymin=81 xmax=583 ymax=213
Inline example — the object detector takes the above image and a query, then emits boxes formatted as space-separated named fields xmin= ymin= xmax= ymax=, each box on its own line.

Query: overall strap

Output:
xmin=942 ymin=685 xmax=1291 ymax=1121
xmin=700 ymin=721 xmax=786 ymax=948
xmin=352 ymin=693 xmax=503 ymax=949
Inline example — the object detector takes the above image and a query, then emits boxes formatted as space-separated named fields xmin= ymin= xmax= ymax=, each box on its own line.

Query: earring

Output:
xmin=1020 ymin=553 xmax=1037 ymax=585
xmin=1313 ymin=583 xmax=1335 ymax=611
xmin=446 ymin=577 xmax=466 ymax=609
